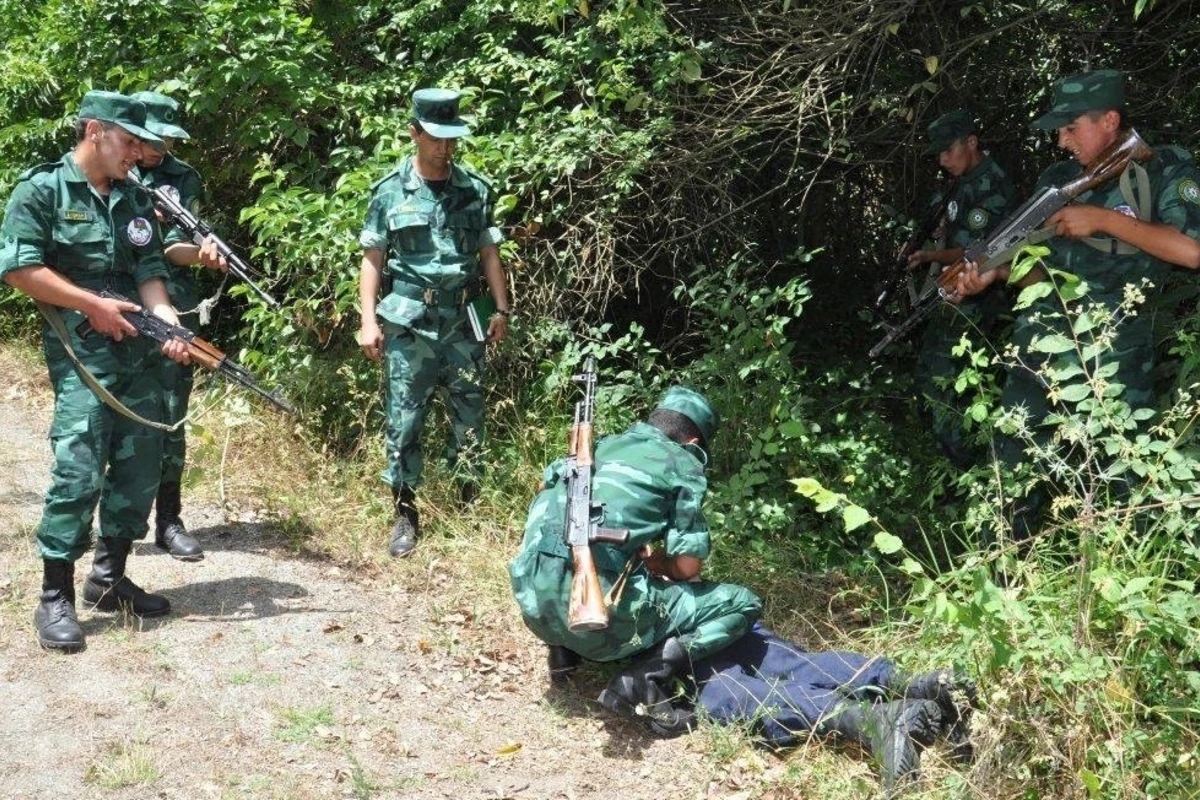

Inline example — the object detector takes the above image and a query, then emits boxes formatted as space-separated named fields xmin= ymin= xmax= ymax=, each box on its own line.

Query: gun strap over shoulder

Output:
xmin=37 ymin=301 xmax=184 ymax=432
xmin=1078 ymin=161 xmax=1151 ymax=255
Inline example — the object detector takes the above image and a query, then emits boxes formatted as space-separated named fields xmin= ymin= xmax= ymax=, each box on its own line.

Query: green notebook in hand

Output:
xmin=467 ymin=295 xmax=496 ymax=342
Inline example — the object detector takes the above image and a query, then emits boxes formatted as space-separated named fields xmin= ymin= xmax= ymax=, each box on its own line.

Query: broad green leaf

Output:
xmin=1058 ymin=383 xmax=1091 ymax=403
xmin=843 ymin=504 xmax=872 ymax=532
xmin=1072 ymin=311 xmax=1097 ymax=335
xmin=791 ymin=477 xmax=822 ymax=497
xmin=873 ymin=531 xmax=903 ymax=554
xmin=1014 ymin=281 xmax=1053 ymax=309
xmin=1032 ymin=334 xmax=1074 ymax=354
xmin=924 ymin=55 xmax=939 ymax=75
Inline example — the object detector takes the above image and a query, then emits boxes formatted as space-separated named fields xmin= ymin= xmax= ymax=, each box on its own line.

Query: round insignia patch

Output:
xmin=966 ymin=208 xmax=989 ymax=231
xmin=1179 ymin=179 xmax=1200 ymax=205
xmin=162 ymin=185 xmax=182 ymax=204
xmin=946 ymin=200 xmax=959 ymax=222
xmin=127 ymin=217 xmax=153 ymax=247
xmin=1113 ymin=204 xmax=1137 ymax=218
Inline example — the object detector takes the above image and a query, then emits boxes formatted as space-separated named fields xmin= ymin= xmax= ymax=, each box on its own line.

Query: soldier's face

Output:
xmin=140 ymin=137 xmax=173 ymax=168
xmin=95 ymin=124 xmax=144 ymax=180
xmin=1057 ymin=111 xmax=1119 ymax=166
xmin=938 ymin=137 xmax=976 ymax=177
xmin=411 ymin=126 xmax=456 ymax=170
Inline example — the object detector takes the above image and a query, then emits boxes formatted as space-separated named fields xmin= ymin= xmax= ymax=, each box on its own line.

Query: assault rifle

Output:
xmin=125 ymin=172 xmax=281 ymax=309
xmin=76 ymin=290 xmax=296 ymax=414
xmin=872 ymin=177 xmax=959 ymax=317
xmin=564 ymin=357 xmax=630 ymax=632
xmin=869 ymin=129 xmax=1154 ymax=359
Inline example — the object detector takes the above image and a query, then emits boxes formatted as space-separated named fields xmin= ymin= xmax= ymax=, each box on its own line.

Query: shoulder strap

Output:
xmin=37 ymin=302 xmax=184 ymax=432
xmin=1080 ymin=161 xmax=1150 ymax=255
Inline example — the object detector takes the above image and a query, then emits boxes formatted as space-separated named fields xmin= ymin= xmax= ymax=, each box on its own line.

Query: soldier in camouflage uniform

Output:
xmin=0 ymin=91 xmax=193 ymax=652
xmin=131 ymin=91 xmax=216 ymax=561
xmin=358 ymin=89 xmax=511 ymax=558
xmin=909 ymin=110 xmax=1017 ymax=468
xmin=509 ymin=387 xmax=763 ymax=736
xmin=954 ymin=70 xmax=1200 ymax=541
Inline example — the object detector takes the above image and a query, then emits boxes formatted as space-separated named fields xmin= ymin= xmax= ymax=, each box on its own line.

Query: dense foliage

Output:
xmin=3 ymin=0 xmax=1199 ymax=796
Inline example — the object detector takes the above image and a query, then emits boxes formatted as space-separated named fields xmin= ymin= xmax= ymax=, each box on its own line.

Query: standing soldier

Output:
xmin=954 ymin=70 xmax=1200 ymax=541
xmin=907 ymin=110 xmax=1017 ymax=467
xmin=131 ymin=90 xmax=216 ymax=561
xmin=0 ymin=91 xmax=192 ymax=652
xmin=357 ymin=88 xmax=511 ymax=558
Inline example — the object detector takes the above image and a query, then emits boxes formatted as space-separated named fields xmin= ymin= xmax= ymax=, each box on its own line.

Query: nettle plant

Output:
xmin=796 ymin=246 xmax=1200 ymax=797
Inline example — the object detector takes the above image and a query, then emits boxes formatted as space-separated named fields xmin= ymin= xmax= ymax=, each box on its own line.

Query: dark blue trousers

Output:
xmin=692 ymin=623 xmax=896 ymax=746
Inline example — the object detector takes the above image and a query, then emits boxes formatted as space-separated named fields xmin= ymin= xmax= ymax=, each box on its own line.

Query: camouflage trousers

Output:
xmin=379 ymin=320 xmax=485 ymax=489
xmin=990 ymin=305 xmax=1155 ymax=541
xmin=159 ymin=358 xmax=194 ymax=487
xmin=512 ymin=540 xmax=763 ymax=663
xmin=38 ymin=325 xmax=166 ymax=561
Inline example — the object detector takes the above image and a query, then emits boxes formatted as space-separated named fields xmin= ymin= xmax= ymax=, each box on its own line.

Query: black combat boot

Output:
xmin=388 ymin=485 xmax=419 ymax=558
xmin=154 ymin=481 xmax=204 ymax=561
xmin=597 ymin=636 xmax=695 ymax=737
xmin=892 ymin=669 xmax=977 ymax=763
xmin=83 ymin=537 xmax=171 ymax=617
xmin=819 ymin=699 xmax=943 ymax=798
xmin=34 ymin=559 xmax=85 ymax=652
xmin=547 ymin=645 xmax=582 ymax=683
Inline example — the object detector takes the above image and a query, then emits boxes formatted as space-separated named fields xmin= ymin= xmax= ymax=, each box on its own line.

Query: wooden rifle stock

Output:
xmin=563 ymin=357 xmax=629 ymax=632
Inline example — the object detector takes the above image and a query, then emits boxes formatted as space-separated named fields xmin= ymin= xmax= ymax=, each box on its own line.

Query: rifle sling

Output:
xmin=37 ymin=301 xmax=185 ymax=433
xmin=1079 ymin=161 xmax=1151 ymax=255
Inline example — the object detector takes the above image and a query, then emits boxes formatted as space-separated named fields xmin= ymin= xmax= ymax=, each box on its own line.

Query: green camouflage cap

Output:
xmin=1032 ymin=70 xmax=1125 ymax=130
xmin=924 ymin=109 xmax=978 ymax=155
xmin=412 ymin=88 xmax=470 ymax=138
xmin=129 ymin=91 xmax=191 ymax=141
xmin=656 ymin=386 xmax=719 ymax=447
xmin=78 ymin=90 xmax=162 ymax=146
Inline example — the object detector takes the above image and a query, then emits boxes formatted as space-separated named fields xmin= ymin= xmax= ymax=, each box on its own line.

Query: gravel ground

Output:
xmin=0 ymin=350 xmax=760 ymax=800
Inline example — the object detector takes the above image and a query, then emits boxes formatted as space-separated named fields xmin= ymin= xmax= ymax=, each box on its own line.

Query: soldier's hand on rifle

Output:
xmin=951 ymin=259 xmax=1002 ymax=302
xmin=148 ymin=303 xmax=192 ymax=365
xmin=358 ymin=320 xmax=384 ymax=362
xmin=1048 ymin=206 xmax=1110 ymax=239
xmin=906 ymin=249 xmax=932 ymax=269
xmin=84 ymin=295 xmax=140 ymax=341
xmin=198 ymin=235 xmax=229 ymax=272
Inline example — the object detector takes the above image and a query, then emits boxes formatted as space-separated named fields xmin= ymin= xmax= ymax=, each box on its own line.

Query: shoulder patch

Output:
xmin=966 ymin=207 xmax=989 ymax=230
xmin=1178 ymin=179 xmax=1200 ymax=205
xmin=17 ymin=162 xmax=58 ymax=182
xmin=370 ymin=168 xmax=404 ymax=192
xmin=1155 ymin=144 xmax=1194 ymax=168
xmin=453 ymin=162 xmax=495 ymax=194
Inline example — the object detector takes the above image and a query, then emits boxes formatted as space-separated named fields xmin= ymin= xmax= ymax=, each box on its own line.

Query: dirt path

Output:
xmin=0 ymin=350 xmax=755 ymax=800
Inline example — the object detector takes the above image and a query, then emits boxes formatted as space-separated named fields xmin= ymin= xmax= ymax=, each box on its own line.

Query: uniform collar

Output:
xmin=960 ymin=152 xmax=995 ymax=184
xmin=401 ymin=155 xmax=471 ymax=191
xmin=62 ymin=152 xmax=89 ymax=183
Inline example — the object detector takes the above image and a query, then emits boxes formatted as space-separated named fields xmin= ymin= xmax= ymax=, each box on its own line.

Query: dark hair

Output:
xmin=75 ymin=118 xmax=114 ymax=142
xmin=648 ymin=408 xmax=705 ymax=448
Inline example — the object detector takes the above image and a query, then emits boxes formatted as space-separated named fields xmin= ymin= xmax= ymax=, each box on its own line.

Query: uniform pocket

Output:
xmin=387 ymin=212 xmax=434 ymax=254
xmin=52 ymin=220 xmax=109 ymax=277
xmin=446 ymin=211 xmax=482 ymax=255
